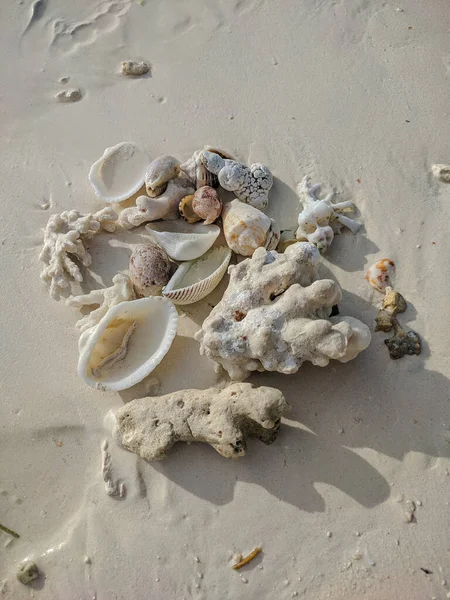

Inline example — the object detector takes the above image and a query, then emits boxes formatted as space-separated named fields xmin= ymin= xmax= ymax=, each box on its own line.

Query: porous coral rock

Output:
xmin=66 ymin=273 xmax=135 ymax=332
xmin=195 ymin=242 xmax=371 ymax=381
xmin=114 ymin=383 xmax=289 ymax=460
xmin=202 ymin=151 xmax=273 ymax=210
xmin=40 ymin=208 xmax=118 ymax=299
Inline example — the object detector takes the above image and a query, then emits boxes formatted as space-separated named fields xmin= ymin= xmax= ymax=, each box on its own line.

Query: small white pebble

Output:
xmin=197 ymin=573 xmax=203 ymax=579
xmin=416 ymin=500 xmax=422 ymax=506
xmin=258 ymin=565 xmax=264 ymax=570
xmin=338 ymin=428 xmax=344 ymax=434
xmin=395 ymin=538 xmax=400 ymax=546
xmin=65 ymin=181 xmax=72 ymax=187
xmin=327 ymin=531 xmax=332 ymax=538
xmin=292 ymin=593 xmax=299 ymax=598
xmin=194 ymin=556 xmax=200 ymax=563
xmin=396 ymin=7 xmax=404 ymax=12
xmin=84 ymin=556 xmax=91 ymax=565
xmin=352 ymin=552 xmax=363 ymax=561
xmin=442 ymin=580 xmax=447 ymax=587
xmin=355 ymin=531 xmax=361 ymax=537
xmin=241 ymin=577 xmax=248 ymax=584
xmin=405 ymin=511 xmax=414 ymax=522
xmin=55 ymin=89 xmax=82 ymax=103
xmin=155 ymin=578 xmax=160 ymax=583
xmin=446 ymin=593 xmax=450 ymax=598
xmin=284 ymin=578 xmax=291 ymax=586
xmin=416 ymin=245 xmax=421 ymax=248
xmin=40 ymin=201 xmax=50 ymax=210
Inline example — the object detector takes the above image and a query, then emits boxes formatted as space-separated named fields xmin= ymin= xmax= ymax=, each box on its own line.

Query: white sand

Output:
xmin=1 ymin=0 xmax=450 ymax=598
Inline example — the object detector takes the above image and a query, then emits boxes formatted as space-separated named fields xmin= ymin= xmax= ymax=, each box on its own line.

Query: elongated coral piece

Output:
xmin=114 ymin=383 xmax=289 ymax=460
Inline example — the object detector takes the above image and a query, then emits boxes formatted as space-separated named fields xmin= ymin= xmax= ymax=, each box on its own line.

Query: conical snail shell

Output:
xmin=222 ymin=199 xmax=273 ymax=257
xmin=180 ymin=146 xmax=234 ymax=189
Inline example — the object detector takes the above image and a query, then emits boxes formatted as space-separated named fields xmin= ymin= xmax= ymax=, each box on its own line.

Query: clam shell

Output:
xmin=222 ymin=199 xmax=272 ymax=256
xmin=145 ymin=221 xmax=220 ymax=261
xmin=163 ymin=246 xmax=232 ymax=305
xmin=365 ymin=258 xmax=395 ymax=292
xmin=89 ymin=142 xmax=149 ymax=204
xmin=145 ymin=156 xmax=180 ymax=195
xmin=78 ymin=297 xmax=178 ymax=391
xmin=180 ymin=146 xmax=234 ymax=189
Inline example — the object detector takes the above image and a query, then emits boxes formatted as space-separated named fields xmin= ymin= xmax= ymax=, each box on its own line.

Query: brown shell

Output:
xmin=129 ymin=244 xmax=172 ymax=297
xmin=180 ymin=146 xmax=234 ymax=189
xmin=192 ymin=186 xmax=222 ymax=224
xmin=179 ymin=195 xmax=201 ymax=224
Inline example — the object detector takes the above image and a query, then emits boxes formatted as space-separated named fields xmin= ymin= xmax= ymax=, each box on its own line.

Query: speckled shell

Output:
xmin=192 ymin=186 xmax=222 ymax=224
xmin=145 ymin=156 xmax=180 ymax=196
xmin=180 ymin=146 xmax=234 ymax=189
xmin=365 ymin=259 xmax=395 ymax=292
xmin=222 ymin=199 xmax=272 ymax=256
xmin=163 ymin=247 xmax=232 ymax=305
xmin=129 ymin=244 xmax=172 ymax=297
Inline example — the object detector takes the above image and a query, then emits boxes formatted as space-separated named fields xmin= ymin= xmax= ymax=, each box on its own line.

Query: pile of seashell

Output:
xmin=40 ymin=140 xmax=366 ymax=395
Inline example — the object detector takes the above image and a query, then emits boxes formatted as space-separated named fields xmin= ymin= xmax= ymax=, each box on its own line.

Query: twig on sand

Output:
xmin=0 ymin=523 xmax=20 ymax=538
xmin=232 ymin=547 xmax=262 ymax=570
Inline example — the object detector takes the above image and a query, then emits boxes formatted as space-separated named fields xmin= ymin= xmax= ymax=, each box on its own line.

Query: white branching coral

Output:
xmin=195 ymin=242 xmax=371 ymax=381
xmin=66 ymin=273 xmax=135 ymax=332
xmin=40 ymin=208 xmax=118 ymax=299
xmin=114 ymin=383 xmax=289 ymax=460
xmin=202 ymin=151 xmax=273 ymax=210
xmin=296 ymin=176 xmax=361 ymax=251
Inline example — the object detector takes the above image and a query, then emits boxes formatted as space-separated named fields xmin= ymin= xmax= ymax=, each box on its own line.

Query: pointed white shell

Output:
xmin=89 ymin=142 xmax=149 ymax=204
xmin=222 ymin=199 xmax=272 ymax=256
xmin=78 ymin=297 xmax=178 ymax=391
xmin=163 ymin=246 xmax=232 ymax=305
xmin=145 ymin=221 xmax=220 ymax=261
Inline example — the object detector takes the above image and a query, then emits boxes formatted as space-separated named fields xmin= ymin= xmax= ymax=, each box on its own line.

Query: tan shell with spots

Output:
xmin=129 ymin=244 xmax=172 ymax=297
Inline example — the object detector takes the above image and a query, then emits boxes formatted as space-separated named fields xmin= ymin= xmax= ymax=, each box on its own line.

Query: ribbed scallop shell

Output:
xmin=180 ymin=146 xmax=234 ymax=189
xmin=222 ymin=199 xmax=272 ymax=256
xmin=163 ymin=247 xmax=232 ymax=305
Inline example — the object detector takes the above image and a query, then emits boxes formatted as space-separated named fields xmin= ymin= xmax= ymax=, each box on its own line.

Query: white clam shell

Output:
xmin=163 ymin=246 xmax=232 ymax=305
xmin=78 ymin=297 xmax=178 ymax=391
xmin=89 ymin=142 xmax=149 ymax=204
xmin=222 ymin=199 xmax=273 ymax=256
xmin=145 ymin=221 xmax=220 ymax=261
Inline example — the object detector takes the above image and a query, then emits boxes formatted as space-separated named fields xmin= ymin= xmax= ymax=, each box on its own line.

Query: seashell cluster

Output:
xmin=41 ymin=139 xmax=376 ymax=452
